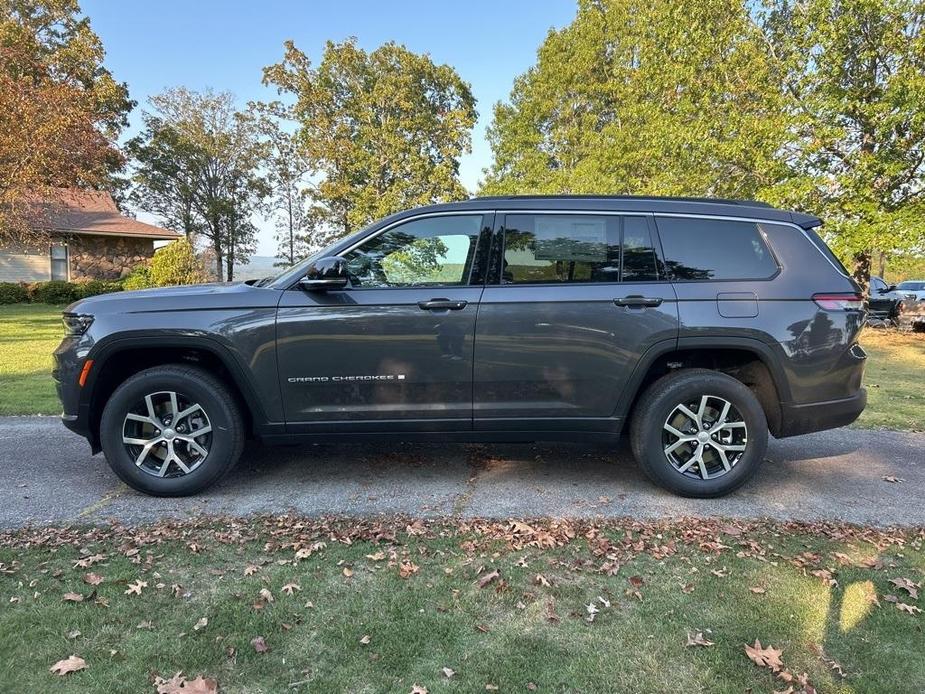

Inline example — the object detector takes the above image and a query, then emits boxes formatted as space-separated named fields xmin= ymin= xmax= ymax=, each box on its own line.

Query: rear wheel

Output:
xmin=630 ymin=369 xmax=768 ymax=497
xmin=100 ymin=365 xmax=244 ymax=496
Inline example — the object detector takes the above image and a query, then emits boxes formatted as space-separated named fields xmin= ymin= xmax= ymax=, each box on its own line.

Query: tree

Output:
xmin=0 ymin=0 xmax=132 ymax=241
xmin=262 ymin=38 xmax=478 ymax=238
xmin=251 ymin=103 xmax=317 ymax=266
xmin=149 ymin=238 xmax=206 ymax=287
xmin=128 ymin=88 xmax=268 ymax=281
xmin=481 ymin=0 xmax=790 ymax=199
xmin=760 ymin=0 xmax=925 ymax=293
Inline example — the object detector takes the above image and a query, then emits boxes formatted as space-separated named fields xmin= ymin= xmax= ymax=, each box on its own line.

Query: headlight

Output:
xmin=62 ymin=313 xmax=94 ymax=336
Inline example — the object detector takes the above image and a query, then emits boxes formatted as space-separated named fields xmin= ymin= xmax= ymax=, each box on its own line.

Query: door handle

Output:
xmin=418 ymin=299 xmax=468 ymax=311
xmin=614 ymin=295 xmax=663 ymax=308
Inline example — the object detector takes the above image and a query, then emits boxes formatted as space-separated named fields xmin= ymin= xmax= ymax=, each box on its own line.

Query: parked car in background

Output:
xmin=896 ymin=280 xmax=925 ymax=301
xmin=53 ymin=196 xmax=868 ymax=499
xmin=867 ymin=276 xmax=906 ymax=325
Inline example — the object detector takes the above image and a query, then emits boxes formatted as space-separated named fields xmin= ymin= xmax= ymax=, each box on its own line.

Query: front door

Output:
xmin=473 ymin=212 xmax=679 ymax=433
xmin=277 ymin=213 xmax=492 ymax=433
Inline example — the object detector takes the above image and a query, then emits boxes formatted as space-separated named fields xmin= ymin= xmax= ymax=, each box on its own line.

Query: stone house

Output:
xmin=0 ymin=189 xmax=180 ymax=282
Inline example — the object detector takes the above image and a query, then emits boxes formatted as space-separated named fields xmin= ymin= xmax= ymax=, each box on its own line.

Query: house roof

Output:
xmin=30 ymin=189 xmax=182 ymax=241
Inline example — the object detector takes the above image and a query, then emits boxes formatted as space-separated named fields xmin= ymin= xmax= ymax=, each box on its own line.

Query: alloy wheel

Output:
xmin=121 ymin=391 xmax=212 ymax=478
xmin=662 ymin=395 xmax=748 ymax=480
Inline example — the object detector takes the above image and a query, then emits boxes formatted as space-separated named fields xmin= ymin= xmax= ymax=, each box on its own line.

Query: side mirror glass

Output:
xmin=299 ymin=257 xmax=348 ymax=291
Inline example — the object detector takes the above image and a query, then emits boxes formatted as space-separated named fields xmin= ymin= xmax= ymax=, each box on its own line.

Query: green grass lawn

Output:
xmin=0 ymin=304 xmax=922 ymax=430
xmin=0 ymin=517 xmax=921 ymax=693
xmin=0 ymin=303 xmax=65 ymax=415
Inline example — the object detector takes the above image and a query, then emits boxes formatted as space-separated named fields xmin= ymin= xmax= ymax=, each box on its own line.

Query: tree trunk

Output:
xmin=213 ymin=236 xmax=224 ymax=282
xmin=852 ymin=249 xmax=872 ymax=298
xmin=877 ymin=250 xmax=886 ymax=280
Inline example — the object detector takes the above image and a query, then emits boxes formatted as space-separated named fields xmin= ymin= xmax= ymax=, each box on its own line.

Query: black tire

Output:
xmin=100 ymin=365 xmax=245 ymax=496
xmin=629 ymin=369 xmax=768 ymax=498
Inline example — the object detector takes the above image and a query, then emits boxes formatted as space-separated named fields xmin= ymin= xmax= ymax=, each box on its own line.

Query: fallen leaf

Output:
xmin=154 ymin=672 xmax=218 ymax=694
xmin=750 ymin=586 xmax=766 ymax=594
xmin=193 ymin=617 xmax=208 ymax=631
xmin=485 ymin=685 xmax=499 ymax=691
xmin=680 ymin=583 xmax=695 ymax=594
xmin=281 ymin=583 xmax=301 ymax=596
xmin=366 ymin=551 xmax=386 ymax=561
xmin=882 ymin=475 xmax=902 ymax=483
xmin=125 ymin=580 xmax=147 ymax=596
xmin=67 ymin=629 xmax=81 ymax=640
xmin=897 ymin=603 xmax=922 ymax=615
xmin=410 ymin=685 xmax=428 ymax=694
xmin=258 ymin=588 xmax=274 ymax=603
xmin=711 ymin=568 xmax=729 ymax=578
xmin=62 ymin=592 xmax=84 ymax=603
xmin=442 ymin=667 xmax=455 ymax=679
xmin=342 ymin=567 xmax=354 ymax=578
xmin=745 ymin=640 xmax=784 ymax=672
xmin=243 ymin=564 xmax=259 ymax=576
xmin=83 ymin=573 xmax=103 ymax=586
xmin=360 ymin=634 xmax=370 ymax=645
xmin=889 ymin=577 xmax=920 ymax=600
xmin=399 ymin=561 xmax=419 ymax=579
xmin=628 ymin=575 xmax=644 ymax=588
xmin=686 ymin=631 xmax=715 ymax=647
xmin=534 ymin=574 xmax=551 ymax=587
xmin=477 ymin=569 xmax=500 ymax=588
xmin=49 ymin=655 xmax=86 ymax=676
xmin=251 ymin=636 xmax=269 ymax=653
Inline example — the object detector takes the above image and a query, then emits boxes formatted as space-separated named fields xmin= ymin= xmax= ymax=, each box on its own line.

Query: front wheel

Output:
xmin=629 ymin=369 xmax=768 ymax=498
xmin=99 ymin=365 xmax=245 ymax=496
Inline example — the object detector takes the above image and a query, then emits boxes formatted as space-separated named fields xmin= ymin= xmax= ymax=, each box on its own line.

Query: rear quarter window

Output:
xmin=656 ymin=217 xmax=778 ymax=281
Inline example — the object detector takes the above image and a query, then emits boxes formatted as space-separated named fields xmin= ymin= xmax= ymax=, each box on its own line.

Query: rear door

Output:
xmin=277 ymin=212 xmax=492 ymax=432
xmin=473 ymin=211 xmax=679 ymax=433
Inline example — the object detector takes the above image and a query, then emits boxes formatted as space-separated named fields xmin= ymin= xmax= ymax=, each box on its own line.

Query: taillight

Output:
xmin=812 ymin=293 xmax=864 ymax=311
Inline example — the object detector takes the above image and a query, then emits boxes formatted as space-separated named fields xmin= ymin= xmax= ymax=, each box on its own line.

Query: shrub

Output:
xmin=74 ymin=279 xmax=123 ymax=299
xmin=0 ymin=282 xmax=29 ymax=304
xmin=31 ymin=280 xmax=79 ymax=304
xmin=122 ymin=265 xmax=152 ymax=290
xmin=149 ymin=239 xmax=206 ymax=287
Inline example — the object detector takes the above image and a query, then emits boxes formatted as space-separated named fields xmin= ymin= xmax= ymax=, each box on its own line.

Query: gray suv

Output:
xmin=53 ymin=196 xmax=868 ymax=498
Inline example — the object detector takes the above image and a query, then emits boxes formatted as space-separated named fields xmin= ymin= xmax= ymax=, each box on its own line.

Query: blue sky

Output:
xmin=82 ymin=0 xmax=576 ymax=256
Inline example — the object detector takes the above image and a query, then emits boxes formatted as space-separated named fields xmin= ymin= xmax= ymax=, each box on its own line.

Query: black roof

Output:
xmin=398 ymin=195 xmax=821 ymax=229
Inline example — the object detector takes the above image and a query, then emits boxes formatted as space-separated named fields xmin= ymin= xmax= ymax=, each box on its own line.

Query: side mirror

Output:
xmin=298 ymin=256 xmax=348 ymax=291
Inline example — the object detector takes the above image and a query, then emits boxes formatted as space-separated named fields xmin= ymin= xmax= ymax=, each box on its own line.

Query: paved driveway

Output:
xmin=0 ymin=416 xmax=922 ymax=528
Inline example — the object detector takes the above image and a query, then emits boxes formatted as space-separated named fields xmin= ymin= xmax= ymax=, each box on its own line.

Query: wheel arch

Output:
xmin=616 ymin=337 xmax=790 ymax=437
xmin=82 ymin=335 xmax=272 ymax=452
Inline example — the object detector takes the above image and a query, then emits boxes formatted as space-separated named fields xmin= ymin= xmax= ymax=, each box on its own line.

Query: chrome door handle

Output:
xmin=614 ymin=295 xmax=663 ymax=308
xmin=418 ymin=299 xmax=468 ymax=311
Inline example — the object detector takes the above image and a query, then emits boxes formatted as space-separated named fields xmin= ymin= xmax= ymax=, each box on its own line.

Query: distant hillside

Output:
xmin=232 ymin=255 xmax=282 ymax=281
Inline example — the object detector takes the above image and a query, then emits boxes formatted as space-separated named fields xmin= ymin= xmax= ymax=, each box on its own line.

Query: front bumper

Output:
xmin=778 ymin=388 xmax=867 ymax=438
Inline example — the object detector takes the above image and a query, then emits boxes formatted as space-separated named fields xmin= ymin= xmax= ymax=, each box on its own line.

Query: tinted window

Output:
xmin=500 ymin=214 xmax=660 ymax=284
xmin=657 ymin=217 xmax=778 ymax=280
xmin=343 ymin=215 xmax=482 ymax=288
xmin=898 ymin=281 xmax=924 ymax=291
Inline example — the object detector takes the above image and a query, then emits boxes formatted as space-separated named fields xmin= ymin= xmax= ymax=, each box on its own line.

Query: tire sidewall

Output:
xmin=634 ymin=372 xmax=768 ymax=497
xmin=100 ymin=368 xmax=240 ymax=496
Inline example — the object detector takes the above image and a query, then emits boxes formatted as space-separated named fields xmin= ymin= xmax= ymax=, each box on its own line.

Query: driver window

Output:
xmin=342 ymin=215 xmax=483 ymax=288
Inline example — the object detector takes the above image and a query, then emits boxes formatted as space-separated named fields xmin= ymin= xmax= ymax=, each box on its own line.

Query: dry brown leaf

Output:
xmin=62 ymin=592 xmax=84 ymax=603
xmin=889 ymin=577 xmax=920 ymax=600
xmin=745 ymin=640 xmax=785 ymax=672
xmin=686 ymin=631 xmax=715 ymax=647
xmin=711 ymin=568 xmax=729 ymax=578
xmin=154 ymin=672 xmax=218 ymax=694
xmin=366 ymin=551 xmax=386 ymax=561
xmin=258 ymin=588 xmax=274 ymax=603
xmin=281 ymin=583 xmax=301 ymax=595
xmin=442 ymin=667 xmax=455 ymax=678
xmin=125 ymin=580 xmax=147 ymax=596
xmin=750 ymin=586 xmax=766 ymax=594
xmin=897 ymin=603 xmax=922 ymax=615
xmin=399 ymin=561 xmax=420 ymax=578
xmin=485 ymin=685 xmax=499 ymax=691
xmin=251 ymin=636 xmax=269 ymax=653
xmin=680 ymin=583 xmax=695 ymax=594
xmin=410 ymin=685 xmax=428 ymax=694
xmin=83 ymin=573 xmax=103 ymax=586
xmin=477 ymin=569 xmax=500 ymax=588
xmin=534 ymin=574 xmax=551 ymax=587
xmin=628 ymin=575 xmax=644 ymax=588
xmin=342 ymin=567 xmax=354 ymax=578
xmin=193 ymin=617 xmax=208 ymax=631
xmin=243 ymin=564 xmax=259 ymax=576
xmin=49 ymin=655 xmax=86 ymax=676
xmin=359 ymin=634 xmax=370 ymax=645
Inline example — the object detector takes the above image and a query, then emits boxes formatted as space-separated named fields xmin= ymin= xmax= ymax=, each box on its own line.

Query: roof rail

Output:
xmin=470 ymin=194 xmax=774 ymax=208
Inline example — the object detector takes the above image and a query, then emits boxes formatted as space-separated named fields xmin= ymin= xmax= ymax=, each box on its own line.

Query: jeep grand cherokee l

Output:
xmin=53 ymin=196 xmax=867 ymax=498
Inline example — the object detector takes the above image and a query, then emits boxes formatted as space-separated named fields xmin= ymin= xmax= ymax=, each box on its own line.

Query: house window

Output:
xmin=50 ymin=244 xmax=69 ymax=281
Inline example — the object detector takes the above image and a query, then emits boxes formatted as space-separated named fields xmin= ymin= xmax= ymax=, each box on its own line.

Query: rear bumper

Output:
xmin=778 ymin=389 xmax=867 ymax=438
